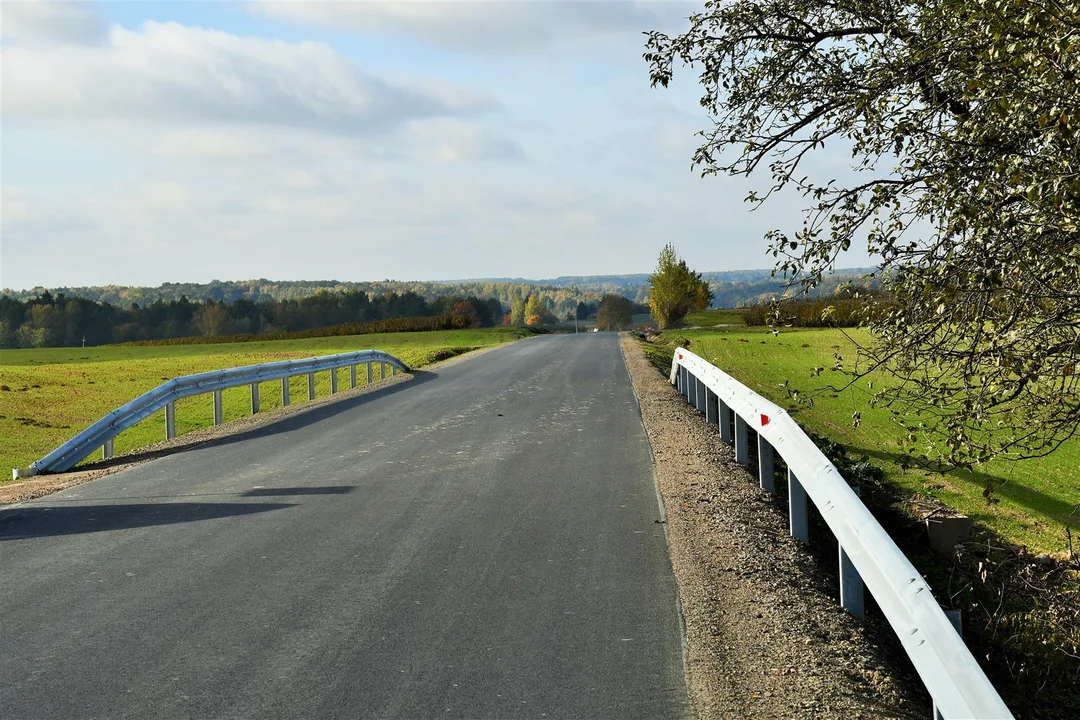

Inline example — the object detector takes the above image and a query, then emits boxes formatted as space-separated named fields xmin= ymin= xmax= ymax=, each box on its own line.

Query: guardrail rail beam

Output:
xmin=14 ymin=349 xmax=411 ymax=480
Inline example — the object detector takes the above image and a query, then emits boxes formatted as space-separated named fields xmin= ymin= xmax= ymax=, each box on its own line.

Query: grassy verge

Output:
xmin=639 ymin=326 xmax=1080 ymax=717
xmin=0 ymin=327 xmax=532 ymax=478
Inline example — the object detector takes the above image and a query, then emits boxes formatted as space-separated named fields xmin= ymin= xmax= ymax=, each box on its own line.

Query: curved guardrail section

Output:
xmin=13 ymin=350 xmax=410 ymax=480
xmin=670 ymin=347 xmax=1013 ymax=720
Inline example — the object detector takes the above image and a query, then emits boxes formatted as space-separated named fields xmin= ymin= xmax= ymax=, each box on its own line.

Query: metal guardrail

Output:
xmin=12 ymin=350 xmax=410 ymax=480
xmin=670 ymin=347 xmax=1013 ymax=720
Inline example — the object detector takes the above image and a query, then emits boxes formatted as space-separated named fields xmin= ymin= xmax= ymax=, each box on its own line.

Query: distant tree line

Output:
xmin=0 ymin=270 xmax=878 ymax=315
xmin=0 ymin=290 xmax=505 ymax=349
xmin=0 ymin=279 xmax=605 ymax=320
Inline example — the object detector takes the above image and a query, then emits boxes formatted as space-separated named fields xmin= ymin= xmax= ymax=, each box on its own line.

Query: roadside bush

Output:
xmin=743 ymin=296 xmax=894 ymax=328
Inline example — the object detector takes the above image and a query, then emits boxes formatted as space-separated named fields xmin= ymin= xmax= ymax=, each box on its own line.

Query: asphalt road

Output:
xmin=0 ymin=333 xmax=690 ymax=720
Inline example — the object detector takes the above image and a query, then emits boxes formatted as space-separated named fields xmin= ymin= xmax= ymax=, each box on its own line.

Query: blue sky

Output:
xmin=1 ymin=1 xmax=875 ymax=290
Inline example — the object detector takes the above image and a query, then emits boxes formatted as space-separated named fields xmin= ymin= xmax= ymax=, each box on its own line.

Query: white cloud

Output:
xmin=2 ymin=21 xmax=499 ymax=133
xmin=140 ymin=181 xmax=191 ymax=212
xmin=405 ymin=119 xmax=525 ymax=163
xmin=1 ymin=186 xmax=33 ymax=224
xmin=249 ymin=0 xmax=695 ymax=52
xmin=154 ymin=128 xmax=277 ymax=159
xmin=0 ymin=0 xmax=106 ymax=45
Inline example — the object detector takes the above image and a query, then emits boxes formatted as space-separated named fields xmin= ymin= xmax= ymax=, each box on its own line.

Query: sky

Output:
xmin=0 ymin=0 xmax=876 ymax=290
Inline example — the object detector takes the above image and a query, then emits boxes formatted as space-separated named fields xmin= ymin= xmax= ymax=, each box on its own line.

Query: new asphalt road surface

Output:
xmin=1 ymin=333 xmax=690 ymax=719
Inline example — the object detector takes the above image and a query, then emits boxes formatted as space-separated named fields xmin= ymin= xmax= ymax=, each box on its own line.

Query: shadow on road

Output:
xmin=0 ymin=501 xmax=294 ymax=541
xmin=78 ymin=371 xmax=440 ymax=472
xmin=242 ymin=486 xmax=354 ymax=497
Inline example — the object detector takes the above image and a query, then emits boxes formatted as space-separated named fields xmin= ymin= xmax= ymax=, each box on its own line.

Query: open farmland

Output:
xmin=0 ymin=328 xmax=532 ymax=478
xmin=643 ymin=325 xmax=1080 ymax=556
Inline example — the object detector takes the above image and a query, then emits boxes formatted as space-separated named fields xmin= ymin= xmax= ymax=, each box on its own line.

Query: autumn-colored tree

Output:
xmin=648 ymin=244 xmax=713 ymax=329
xmin=509 ymin=298 xmax=526 ymax=327
xmin=524 ymin=294 xmax=543 ymax=320
xmin=450 ymin=301 xmax=479 ymax=328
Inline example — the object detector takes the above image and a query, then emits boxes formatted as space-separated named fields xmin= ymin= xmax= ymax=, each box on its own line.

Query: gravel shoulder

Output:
xmin=0 ymin=344 xmax=508 ymax=507
xmin=619 ymin=333 xmax=928 ymax=720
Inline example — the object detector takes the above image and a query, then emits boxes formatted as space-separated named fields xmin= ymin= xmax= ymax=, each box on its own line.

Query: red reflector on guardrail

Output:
xmin=761 ymin=414 xmax=770 ymax=427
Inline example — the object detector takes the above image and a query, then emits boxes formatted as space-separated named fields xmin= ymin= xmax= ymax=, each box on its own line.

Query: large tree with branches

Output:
xmin=645 ymin=0 xmax=1080 ymax=469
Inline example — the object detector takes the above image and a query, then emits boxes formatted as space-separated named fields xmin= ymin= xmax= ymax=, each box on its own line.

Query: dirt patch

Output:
xmin=1 ymin=344 xmax=512 ymax=508
xmin=619 ymin=333 xmax=927 ymax=719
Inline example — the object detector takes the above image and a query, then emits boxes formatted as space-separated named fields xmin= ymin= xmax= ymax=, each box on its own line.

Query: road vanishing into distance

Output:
xmin=1 ymin=334 xmax=690 ymax=720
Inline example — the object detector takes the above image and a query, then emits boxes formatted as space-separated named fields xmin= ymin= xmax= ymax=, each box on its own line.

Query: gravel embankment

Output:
xmin=620 ymin=333 xmax=927 ymax=720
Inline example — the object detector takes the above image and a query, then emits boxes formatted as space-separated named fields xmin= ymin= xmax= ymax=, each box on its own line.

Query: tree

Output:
xmin=450 ymin=301 xmax=479 ymax=328
xmin=648 ymin=243 xmax=713 ymax=329
xmin=645 ymin=1 xmax=1080 ymax=467
xmin=509 ymin=297 xmax=526 ymax=327
xmin=524 ymin=294 xmax=544 ymax=327
xmin=596 ymin=294 xmax=633 ymax=331
xmin=193 ymin=300 xmax=231 ymax=337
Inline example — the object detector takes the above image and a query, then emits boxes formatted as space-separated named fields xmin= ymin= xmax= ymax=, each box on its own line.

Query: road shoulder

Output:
xmin=619 ymin=333 xmax=925 ymax=720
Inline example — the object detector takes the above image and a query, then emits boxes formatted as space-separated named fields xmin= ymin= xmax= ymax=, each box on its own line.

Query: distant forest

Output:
xmin=0 ymin=291 xmax=513 ymax=349
xmin=0 ymin=268 xmax=878 ymax=349
xmin=2 ymin=267 xmax=878 ymax=310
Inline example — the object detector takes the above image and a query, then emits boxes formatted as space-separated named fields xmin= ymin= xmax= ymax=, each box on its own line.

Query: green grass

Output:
xmin=646 ymin=325 xmax=1080 ymax=556
xmin=0 ymin=327 xmax=531 ymax=479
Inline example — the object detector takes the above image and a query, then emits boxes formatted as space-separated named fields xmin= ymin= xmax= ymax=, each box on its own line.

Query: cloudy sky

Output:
xmin=1 ymin=0 xmax=874 ymax=290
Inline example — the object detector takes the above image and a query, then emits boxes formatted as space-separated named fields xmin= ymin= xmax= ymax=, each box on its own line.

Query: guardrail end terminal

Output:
xmin=12 ymin=466 xmax=37 ymax=481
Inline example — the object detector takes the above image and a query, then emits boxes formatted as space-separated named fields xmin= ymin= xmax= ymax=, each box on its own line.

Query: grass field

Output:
xmin=0 ymin=327 xmax=532 ymax=479
xmin=644 ymin=325 xmax=1080 ymax=556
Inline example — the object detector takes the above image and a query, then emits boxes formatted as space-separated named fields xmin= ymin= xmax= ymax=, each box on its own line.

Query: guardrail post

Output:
xmin=718 ymin=400 xmax=733 ymax=444
xmin=350 ymin=365 xmax=357 ymax=389
xmin=330 ymin=369 xmax=339 ymax=395
xmin=213 ymin=390 xmax=223 ymax=425
xmin=789 ymin=469 xmax=809 ymax=543
xmin=696 ymin=377 xmax=706 ymax=413
xmin=282 ymin=378 xmax=290 ymax=407
xmin=734 ymin=414 xmax=748 ymax=465
xmin=367 ymin=362 xmax=374 ymax=385
xmin=705 ymin=389 xmax=718 ymax=426
xmin=165 ymin=402 xmax=176 ymax=440
xmin=307 ymin=372 xmax=316 ymax=401
xmin=839 ymin=486 xmax=865 ymax=617
xmin=840 ymin=543 xmax=865 ymax=618
xmin=250 ymin=382 xmax=260 ymax=414
xmin=102 ymin=438 xmax=114 ymax=460
xmin=933 ymin=610 xmax=964 ymax=720
xmin=380 ymin=362 xmax=386 ymax=380
xmin=757 ymin=435 xmax=775 ymax=493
